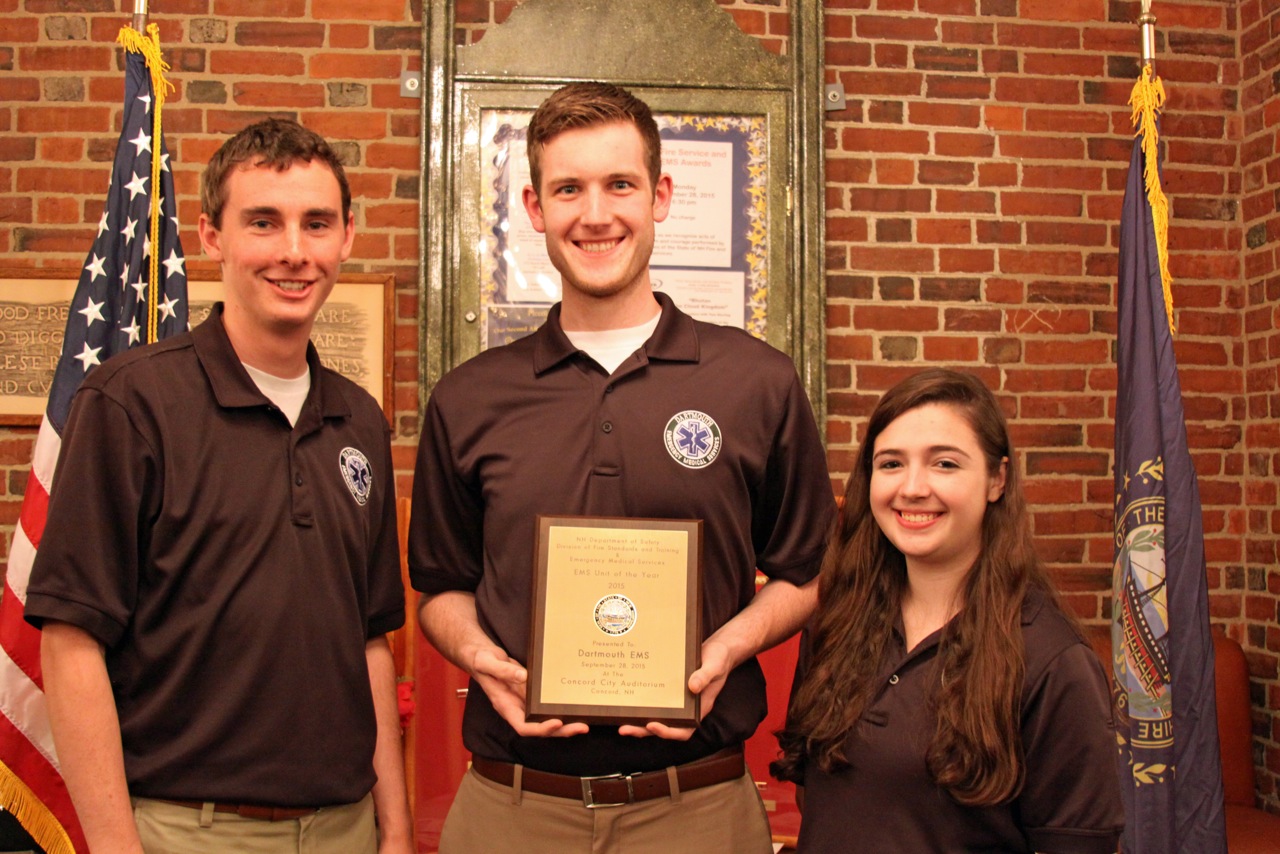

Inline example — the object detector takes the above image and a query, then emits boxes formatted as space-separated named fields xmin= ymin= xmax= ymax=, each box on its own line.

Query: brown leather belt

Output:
xmin=471 ymin=746 xmax=745 ymax=808
xmin=154 ymin=799 xmax=318 ymax=822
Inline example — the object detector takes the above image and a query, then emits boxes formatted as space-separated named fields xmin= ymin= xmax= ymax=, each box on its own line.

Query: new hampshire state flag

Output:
xmin=1110 ymin=66 xmax=1226 ymax=854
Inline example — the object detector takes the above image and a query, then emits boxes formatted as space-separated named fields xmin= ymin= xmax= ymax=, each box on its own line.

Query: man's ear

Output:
xmin=522 ymin=184 xmax=546 ymax=234
xmin=651 ymin=173 xmax=674 ymax=224
xmin=339 ymin=209 xmax=355 ymax=262
xmin=197 ymin=212 xmax=223 ymax=262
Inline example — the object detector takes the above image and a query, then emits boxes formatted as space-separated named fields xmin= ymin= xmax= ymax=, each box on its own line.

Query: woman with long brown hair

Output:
xmin=774 ymin=369 xmax=1123 ymax=852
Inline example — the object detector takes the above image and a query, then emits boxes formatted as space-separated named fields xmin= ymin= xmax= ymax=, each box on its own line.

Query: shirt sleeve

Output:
xmin=365 ymin=418 xmax=405 ymax=638
xmin=752 ymin=372 xmax=835 ymax=586
xmin=24 ymin=387 xmax=155 ymax=647
xmin=1018 ymin=641 xmax=1126 ymax=853
xmin=408 ymin=390 xmax=486 ymax=595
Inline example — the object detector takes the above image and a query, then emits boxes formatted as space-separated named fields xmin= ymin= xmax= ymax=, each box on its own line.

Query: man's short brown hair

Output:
xmin=525 ymin=82 xmax=662 ymax=197
xmin=201 ymin=117 xmax=351 ymax=228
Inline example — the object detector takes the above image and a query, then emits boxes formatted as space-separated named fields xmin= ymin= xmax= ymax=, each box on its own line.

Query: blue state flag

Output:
xmin=1111 ymin=67 xmax=1226 ymax=854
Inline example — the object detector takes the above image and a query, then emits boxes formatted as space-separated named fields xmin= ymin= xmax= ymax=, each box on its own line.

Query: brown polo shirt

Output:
xmin=25 ymin=305 xmax=404 ymax=807
xmin=788 ymin=589 xmax=1125 ymax=853
xmin=410 ymin=294 xmax=835 ymax=776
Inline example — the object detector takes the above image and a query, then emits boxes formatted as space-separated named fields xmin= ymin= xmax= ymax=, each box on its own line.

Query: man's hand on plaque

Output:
xmin=617 ymin=638 xmax=731 ymax=741
xmin=471 ymin=646 xmax=590 ymax=738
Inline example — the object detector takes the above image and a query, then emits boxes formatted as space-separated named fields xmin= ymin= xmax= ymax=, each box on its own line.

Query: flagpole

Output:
xmin=1139 ymin=0 xmax=1156 ymax=71
xmin=132 ymin=0 xmax=148 ymax=33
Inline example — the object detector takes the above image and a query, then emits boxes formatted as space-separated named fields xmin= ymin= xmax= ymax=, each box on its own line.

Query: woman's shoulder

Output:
xmin=1019 ymin=587 xmax=1097 ymax=682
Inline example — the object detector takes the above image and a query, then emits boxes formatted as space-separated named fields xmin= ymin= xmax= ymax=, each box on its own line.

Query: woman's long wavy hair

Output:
xmin=773 ymin=368 xmax=1057 ymax=806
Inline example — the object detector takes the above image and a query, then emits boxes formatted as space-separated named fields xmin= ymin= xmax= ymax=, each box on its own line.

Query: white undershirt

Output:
xmin=564 ymin=312 xmax=662 ymax=375
xmin=243 ymin=363 xmax=311 ymax=426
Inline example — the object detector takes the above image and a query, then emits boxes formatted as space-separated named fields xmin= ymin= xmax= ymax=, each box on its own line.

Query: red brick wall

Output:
xmin=1240 ymin=0 xmax=1280 ymax=807
xmin=0 ymin=0 xmax=1275 ymax=810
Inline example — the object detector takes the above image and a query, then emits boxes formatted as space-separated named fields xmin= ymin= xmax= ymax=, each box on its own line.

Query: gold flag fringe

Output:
xmin=0 ymin=760 xmax=75 ymax=854
xmin=116 ymin=23 xmax=176 ymax=345
xmin=1128 ymin=65 xmax=1175 ymax=333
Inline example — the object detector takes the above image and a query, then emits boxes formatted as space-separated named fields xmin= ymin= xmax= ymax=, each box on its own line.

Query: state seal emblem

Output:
xmin=593 ymin=594 xmax=637 ymax=636
xmin=663 ymin=410 xmax=722 ymax=469
xmin=1112 ymin=458 xmax=1174 ymax=788
xmin=339 ymin=447 xmax=373 ymax=506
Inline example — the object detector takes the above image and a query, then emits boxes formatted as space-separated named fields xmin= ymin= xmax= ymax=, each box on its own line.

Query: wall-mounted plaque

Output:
xmin=0 ymin=268 xmax=394 ymax=425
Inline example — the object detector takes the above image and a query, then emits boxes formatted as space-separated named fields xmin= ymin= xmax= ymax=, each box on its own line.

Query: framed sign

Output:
xmin=527 ymin=515 xmax=703 ymax=727
xmin=473 ymin=105 xmax=778 ymax=351
xmin=0 ymin=267 xmax=394 ymax=426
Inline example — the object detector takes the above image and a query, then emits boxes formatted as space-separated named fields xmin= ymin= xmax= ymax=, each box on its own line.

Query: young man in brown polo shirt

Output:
xmin=26 ymin=119 xmax=412 ymax=854
xmin=410 ymin=83 xmax=835 ymax=853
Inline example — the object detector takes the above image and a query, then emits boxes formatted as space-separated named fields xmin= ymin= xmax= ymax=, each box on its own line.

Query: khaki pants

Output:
xmin=440 ymin=765 xmax=773 ymax=854
xmin=132 ymin=794 xmax=375 ymax=854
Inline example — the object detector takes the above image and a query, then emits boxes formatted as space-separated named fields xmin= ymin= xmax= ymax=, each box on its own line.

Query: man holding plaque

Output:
xmin=411 ymin=83 xmax=834 ymax=853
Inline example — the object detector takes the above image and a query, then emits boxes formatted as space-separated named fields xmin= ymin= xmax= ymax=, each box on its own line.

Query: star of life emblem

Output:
xmin=339 ymin=447 xmax=373 ymax=506
xmin=663 ymin=410 xmax=722 ymax=469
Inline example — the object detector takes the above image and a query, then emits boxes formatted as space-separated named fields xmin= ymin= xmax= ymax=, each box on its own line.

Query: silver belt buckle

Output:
xmin=580 ymin=772 xmax=634 ymax=808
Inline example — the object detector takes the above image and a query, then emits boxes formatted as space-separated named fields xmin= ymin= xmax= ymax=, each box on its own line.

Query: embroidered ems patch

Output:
xmin=663 ymin=410 xmax=722 ymax=469
xmin=339 ymin=447 xmax=372 ymax=506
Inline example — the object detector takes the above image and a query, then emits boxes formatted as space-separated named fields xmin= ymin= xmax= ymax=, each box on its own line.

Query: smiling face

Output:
xmin=522 ymin=121 xmax=673 ymax=327
xmin=198 ymin=159 xmax=354 ymax=366
xmin=869 ymin=402 xmax=1008 ymax=581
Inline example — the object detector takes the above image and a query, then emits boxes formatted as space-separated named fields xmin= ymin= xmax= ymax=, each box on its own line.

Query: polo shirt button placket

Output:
xmin=601 ymin=421 xmax=613 ymax=433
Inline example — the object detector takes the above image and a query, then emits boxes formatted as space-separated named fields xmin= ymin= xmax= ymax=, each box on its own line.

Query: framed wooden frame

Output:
xmin=420 ymin=0 xmax=827 ymax=424
xmin=527 ymin=515 xmax=703 ymax=727
xmin=0 ymin=267 xmax=395 ymax=426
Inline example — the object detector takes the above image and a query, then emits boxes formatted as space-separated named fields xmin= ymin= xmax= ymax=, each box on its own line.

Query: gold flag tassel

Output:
xmin=0 ymin=759 xmax=75 ymax=854
xmin=116 ymin=23 xmax=176 ymax=345
xmin=1128 ymin=64 xmax=1175 ymax=332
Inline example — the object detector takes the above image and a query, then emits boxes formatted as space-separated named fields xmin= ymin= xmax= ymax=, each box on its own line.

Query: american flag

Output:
xmin=0 ymin=25 xmax=186 ymax=853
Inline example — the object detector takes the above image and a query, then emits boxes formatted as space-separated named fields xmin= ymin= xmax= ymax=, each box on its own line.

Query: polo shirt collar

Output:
xmin=644 ymin=292 xmax=701 ymax=363
xmin=531 ymin=291 xmax=700 ymax=376
xmin=1021 ymin=584 xmax=1047 ymax=626
xmin=192 ymin=303 xmax=351 ymax=423
xmin=889 ymin=584 xmax=1048 ymax=661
